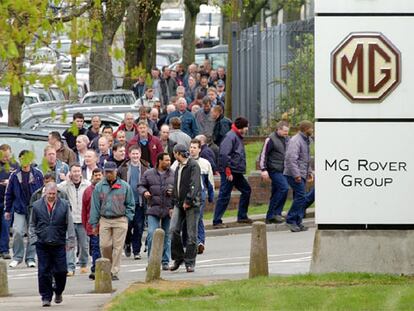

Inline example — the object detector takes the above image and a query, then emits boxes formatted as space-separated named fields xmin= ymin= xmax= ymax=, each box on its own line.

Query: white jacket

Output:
xmin=57 ymin=178 xmax=91 ymax=223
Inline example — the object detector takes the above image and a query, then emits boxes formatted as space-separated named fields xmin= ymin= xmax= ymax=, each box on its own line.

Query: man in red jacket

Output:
xmin=81 ymin=168 xmax=103 ymax=280
xmin=127 ymin=121 xmax=163 ymax=168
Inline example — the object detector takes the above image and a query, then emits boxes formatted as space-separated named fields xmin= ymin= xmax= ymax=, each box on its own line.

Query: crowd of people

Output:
xmin=0 ymin=61 xmax=314 ymax=307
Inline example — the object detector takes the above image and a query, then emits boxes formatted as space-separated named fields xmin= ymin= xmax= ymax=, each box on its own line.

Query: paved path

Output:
xmin=1 ymin=225 xmax=315 ymax=310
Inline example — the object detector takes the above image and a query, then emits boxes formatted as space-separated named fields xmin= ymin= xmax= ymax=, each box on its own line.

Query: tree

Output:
xmin=122 ymin=0 xmax=162 ymax=90
xmin=89 ymin=0 xmax=128 ymax=91
xmin=182 ymin=0 xmax=208 ymax=69
xmin=0 ymin=0 xmax=94 ymax=126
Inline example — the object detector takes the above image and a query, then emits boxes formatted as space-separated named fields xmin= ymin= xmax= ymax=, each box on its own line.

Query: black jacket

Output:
xmin=138 ymin=168 xmax=175 ymax=218
xmin=173 ymin=158 xmax=201 ymax=209
xmin=213 ymin=115 xmax=232 ymax=146
xmin=260 ymin=132 xmax=287 ymax=173
xmin=30 ymin=197 xmax=75 ymax=246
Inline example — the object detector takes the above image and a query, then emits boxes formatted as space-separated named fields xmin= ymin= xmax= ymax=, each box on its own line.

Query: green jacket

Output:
xmin=89 ymin=177 xmax=135 ymax=226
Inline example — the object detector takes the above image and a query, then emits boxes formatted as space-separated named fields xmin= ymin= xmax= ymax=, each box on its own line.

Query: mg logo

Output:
xmin=332 ymin=33 xmax=401 ymax=102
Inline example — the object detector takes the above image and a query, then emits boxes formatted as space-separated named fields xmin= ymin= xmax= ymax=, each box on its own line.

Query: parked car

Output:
xmin=156 ymin=49 xmax=181 ymax=70
xmin=25 ymin=47 xmax=63 ymax=76
xmin=157 ymin=8 xmax=185 ymax=38
xmin=81 ymin=90 xmax=136 ymax=105
xmin=169 ymin=44 xmax=228 ymax=70
xmin=157 ymin=44 xmax=183 ymax=58
xmin=196 ymin=5 xmax=222 ymax=47
xmin=0 ymin=91 xmax=42 ymax=124
xmin=0 ymin=127 xmax=50 ymax=165
xmin=51 ymin=39 xmax=89 ymax=72
xmin=29 ymin=84 xmax=66 ymax=101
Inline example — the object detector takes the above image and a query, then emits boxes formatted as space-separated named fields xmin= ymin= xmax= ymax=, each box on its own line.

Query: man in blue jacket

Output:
xmin=213 ymin=117 xmax=252 ymax=228
xmin=5 ymin=150 xmax=43 ymax=268
xmin=30 ymin=182 xmax=75 ymax=307
xmin=165 ymin=97 xmax=199 ymax=138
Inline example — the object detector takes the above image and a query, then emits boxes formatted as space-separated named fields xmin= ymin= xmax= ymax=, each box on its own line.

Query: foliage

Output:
xmin=273 ymin=33 xmax=314 ymax=128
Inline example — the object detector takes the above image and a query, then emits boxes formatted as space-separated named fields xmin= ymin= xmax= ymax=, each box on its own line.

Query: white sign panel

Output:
xmin=316 ymin=0 xmax=414 ymax=14
xmin=315 ymin=17 xmax=414 ymax=118
xmin=316 ymin=122 xmax=414 ymax=224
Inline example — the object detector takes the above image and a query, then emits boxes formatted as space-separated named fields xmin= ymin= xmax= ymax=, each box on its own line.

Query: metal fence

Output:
xmin=232 ymin=18 xmax=314 ymax=133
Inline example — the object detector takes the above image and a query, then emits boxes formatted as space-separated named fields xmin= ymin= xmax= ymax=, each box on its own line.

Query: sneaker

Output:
xmin=27 ymin=261 xmax=36 ymax=268
xmin=134 ymin=253 xmax=141 ymax=260
xmin=265 ymin=218 xmax=277 ymax=224
xmin=275 ymin=215 xmax=285 ymax=223
xmin=111 ymin=274 xmax=119 ymax=281
xmin=237 ymin=218 xmax=253 ymax=224
xmin=299 ymin=224 xmax=309 ymax=231
xmin=124 ymin=244 xmax=131 ymax=257
xmin=286 ymin=223 xmax=301 ymax=232
xmin=54 ymin=294 xmax=63 ymax=304
xmin=169 ymin=259 xmax=184 ymax=271
xmin=212 ymin=223 xmax=228 ymax=229
xmin=1 ymin=253 xmax=11 ymax=260
xmin=80 ymin=267 xmax=88 ymax=274
xmin=89 ymin=273 xmax=95 ymax=280
xmin=42 ymin=300 xmax=51 ymax=307
xmin=162 ymin=263 xmax=170 ymax=271
xmin=186 ymin=266 xmax=195 ymax=273
xmin=197 ymin=243 xmax=205 ymax=255
xmin=9 ymin=260 xmax=20 ymax=268
xmin=67 ymin=271 xmax=75 ymax=277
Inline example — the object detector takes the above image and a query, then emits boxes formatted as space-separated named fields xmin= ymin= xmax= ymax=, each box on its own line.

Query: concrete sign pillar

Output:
xmin=312 ymin=0 xmax=414 ymax=274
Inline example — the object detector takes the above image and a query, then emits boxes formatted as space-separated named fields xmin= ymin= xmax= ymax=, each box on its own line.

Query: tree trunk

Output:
xmin=123 ymin=0 xmax=161 ymax=90
xmin=8 ymin=44 xmax=25 ymax=127
xmin=182 ymin=6 xmax=198 ymax=69
xmin=89 ymin=2 xmax=127 ymax=91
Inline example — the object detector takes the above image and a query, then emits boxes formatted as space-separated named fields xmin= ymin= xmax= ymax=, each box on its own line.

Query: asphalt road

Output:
xmin=1 ymin=227 xmax=315 ymax=310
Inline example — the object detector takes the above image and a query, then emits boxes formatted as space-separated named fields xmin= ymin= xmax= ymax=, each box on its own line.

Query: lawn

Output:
xmin=245 ymin=142 xmax=263 ymax=175
xmin=108 ymin=273 xmax=414 ymax=311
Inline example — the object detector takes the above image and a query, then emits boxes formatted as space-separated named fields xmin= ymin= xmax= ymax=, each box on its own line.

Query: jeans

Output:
xmin=213 ymin=172 xmax=251 ymax=225
xmin=12 ymin=212 xmax=36 ymax=263
xmin=266 ymin=172 xmax=289 ymax=220
xmin=170 ymin=205 xmax=199 ymax=267
xmin=89 ymin=235 xmax=101 ymax=273
xmin=67 ymin=223 xmax=89 ymax=271
xmin=285 ymin=176 xmax=315 ymax=226
xmin=125 ymin=204 xmax=145 ymax=255
xmin=0 ymin=215 xmax=11 ymax=254
xmin=147 ymin=215 xmax=171 ymax=265
xmin=198 ymin=190 xmax=207 ymax=245
xmin=36 ymin=243 xmax=67 ymax=302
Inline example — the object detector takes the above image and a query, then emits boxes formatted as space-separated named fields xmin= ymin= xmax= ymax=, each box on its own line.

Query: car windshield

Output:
xmin=157 ymin=54 xmax=171 ymax=67
xmin=51 ymin=88 xmax=66 ymax=101
xmin=83 ymin=94 xmax=135 ymax=105
xmin=161 ymin=12 xmax=183 ymax=21
xmin=29 ymin=88 xmax=52 ymax=101
xmin=209 ymin=53 xmax=228 ymax=69
xmin=24 ymin=96 xmax=39 ymax=106
xmin=0 ymin=136 xmax=48 ymax=166
xmin=196 ymin=13 xmax=221 ymax=25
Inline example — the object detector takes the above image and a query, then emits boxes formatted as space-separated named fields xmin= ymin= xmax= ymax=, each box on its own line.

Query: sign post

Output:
xmin=312 ymin=0 xmax=414 ymax=274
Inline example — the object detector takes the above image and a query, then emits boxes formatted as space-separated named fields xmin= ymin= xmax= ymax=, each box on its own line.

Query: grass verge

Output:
xmin=108 ymin=273 xmax=414 ymax=311
xmin=245 ymin=142 xmax=263 ymax=175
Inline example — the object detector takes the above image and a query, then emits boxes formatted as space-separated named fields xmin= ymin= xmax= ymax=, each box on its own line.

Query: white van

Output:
xmin=196 ymin=5 xmax=222 ymax=47
xmin=157 ymin=9 xmax=185 ymax=39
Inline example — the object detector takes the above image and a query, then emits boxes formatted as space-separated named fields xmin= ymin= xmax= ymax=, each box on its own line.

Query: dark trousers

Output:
xmin=36 ymin=243 xmax=67 ymax=302
xmin=89 ymin=235 xmax=101 ymax=273
xmin=125 ymin=204 xmax=145 ymax=255
xmin=0 ymin=216 xmax=11 ymax=254
xmin=213 ymin=172 xmax=251 ymax=225
xmin=286 ymin=176 xmax=315 ymax=226
xmin=266 ymin=172 xmax=289 ymax=220
xmin=170 ymin=206 xmax=199 ymax=267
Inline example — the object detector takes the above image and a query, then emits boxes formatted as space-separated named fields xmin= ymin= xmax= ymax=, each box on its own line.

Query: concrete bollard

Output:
xmin=249 ymin=222 xmax=269 ymax=278
xmin=145 ymin=228 xmax=165 ymax=283
xmin=95 ymin=258 xmax=112 ymax=293
xmin=0 ymin=259 xmax=8 ymax=297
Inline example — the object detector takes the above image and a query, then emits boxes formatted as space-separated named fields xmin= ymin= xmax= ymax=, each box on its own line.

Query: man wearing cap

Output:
xmin=169 ymin=144 xmax=201 ymax=273
xmin=213 ymin=117 xmax=252 ymax=228
xmin=216 ymin=79 xmax=226 ymax=104
xmin=89 ymin=161 xmax=135 ymax=280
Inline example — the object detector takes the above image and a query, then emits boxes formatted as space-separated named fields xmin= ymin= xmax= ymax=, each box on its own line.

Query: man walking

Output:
xmin=169 ymin=144 xmax=201 ymax=272
xmin=118 ymin=145 xmax=147 ymax=259
xmin=213 ymin=117 xmax=252 ymax=228
xmin=82 ymin=168 xmax=103 ymax=280
xmin=139 ymin=152 xmax=175 ymax=271
xmin=90 ymin=161 xmax=135 ymax=280
xmin=29 ymin=182 xmax=75 ymax=307
xmin=259 ymin=121 xmax=290 ymax=224
xmin=5 ymin=150 xmax=43 ymax=268
xmin=284 ymin=120 xmax=315 ymax=232
xmin=58 ymin=163 xmax=91 ymax=276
